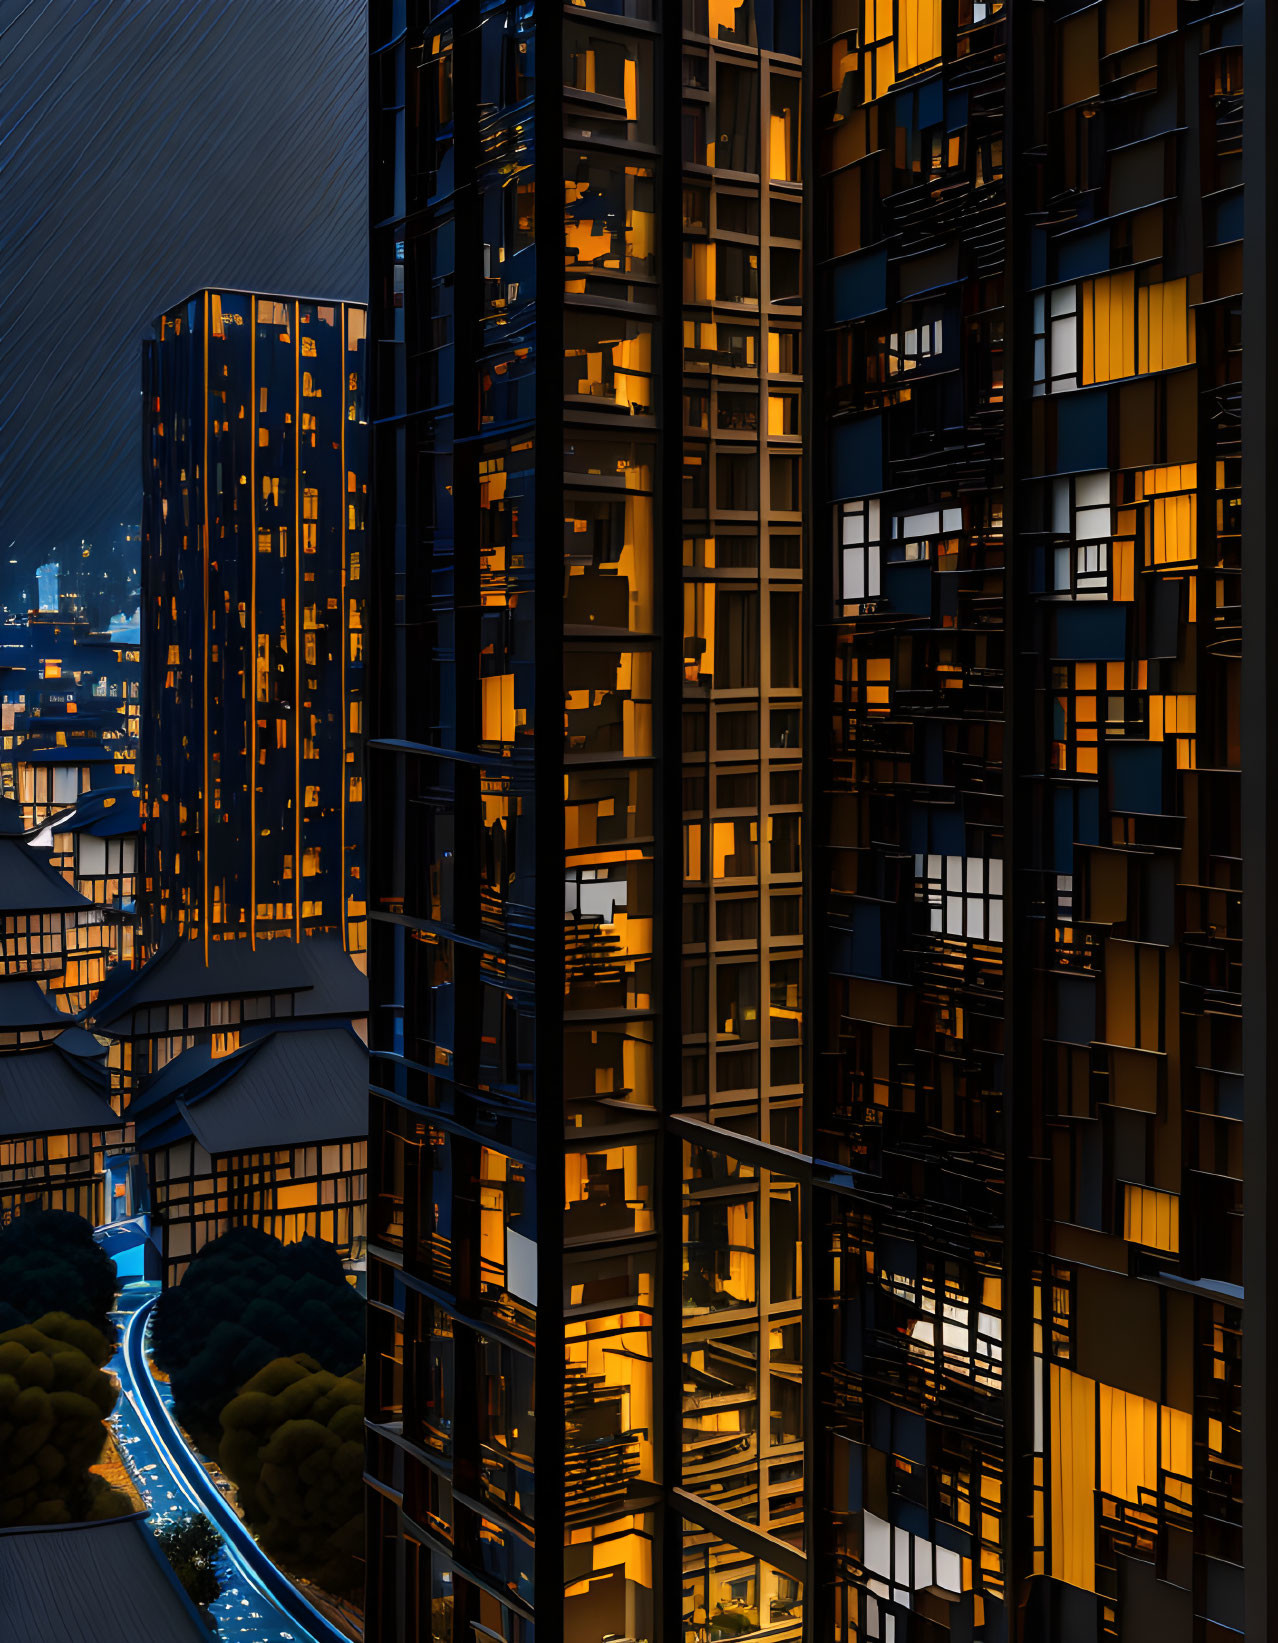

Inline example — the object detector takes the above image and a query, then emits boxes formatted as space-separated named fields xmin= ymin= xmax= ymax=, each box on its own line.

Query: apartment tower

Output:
xmin=365 ymin=2 xmax=806 ymax=1638
xmin=140 ymin=290 xmax=368 ymax=959
xmin=367 ymin=2 xmax=1269 ymax=1640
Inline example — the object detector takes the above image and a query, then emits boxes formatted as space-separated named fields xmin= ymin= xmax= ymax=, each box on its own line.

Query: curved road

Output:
xmin=115 ymin=1292 xmax=347 ymax=1643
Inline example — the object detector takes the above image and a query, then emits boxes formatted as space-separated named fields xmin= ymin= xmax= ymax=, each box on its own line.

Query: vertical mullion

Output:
xmin=1242 ymin=0 xmax=1277 ymax=1632
xmin=533 ymin=2 xmax=566 ymax=1636
xmin=1003 ymin=2 xmax=1039 ymax=1634
xmin=659 ymin=2 xmax=688 ymax=1638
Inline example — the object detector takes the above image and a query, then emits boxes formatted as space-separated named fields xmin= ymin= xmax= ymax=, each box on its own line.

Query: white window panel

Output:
xmin=842 ymin=543 xmax=881 ymax=601
xmin=78 ymin=833 xmax=106 ymax=877
xmin=864 ymin=1511 xmax=891 ymax=1579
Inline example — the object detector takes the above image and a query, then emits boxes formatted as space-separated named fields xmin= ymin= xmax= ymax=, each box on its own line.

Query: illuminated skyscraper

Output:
xmin=812 ymin=4 xmax=1256 ymax=1641
xmin=365 ymin=3 xmax=804 ymax=1638
xmin=141 ymin=290 xmax=368 ymax=959
xmin=35 ymin=562 xmax=58 ymax=614
xmin=366 ymin=3 xmax=1273 ymax=1641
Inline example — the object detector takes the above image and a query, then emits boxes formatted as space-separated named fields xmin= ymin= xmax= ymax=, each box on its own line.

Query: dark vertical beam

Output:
xmin=450 ymin=8 xmax=485 ymax=1616
xmin=657 ymin=4 xmax=687 ymax=1639
xmin=1001 ymin=3 xmax=1037 ymax=1635
xmin=1242 ymin=0 xmax=1277 ymax=1632
xmin=450 ymin=0 xmax=483 ymax=1061
xmin=799 ymin=2 xmax=822 ymax=1638
xmin=533 ymin=0 xmax=565 ymax=1634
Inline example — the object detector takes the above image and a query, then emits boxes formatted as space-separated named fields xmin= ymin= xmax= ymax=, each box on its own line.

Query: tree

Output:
xmin=219 ymin=1354 xmax=365 ymax=1597
xmin=153 ymin=1513 xmax=222 ymax=1609
xmin=0 ymin=1210 xmax=117 ymax=1339
xmin=152 ymin=1227 xmax=363 ymax=1448
xmin=0 ymin=1312 xmax=131 ymax=1526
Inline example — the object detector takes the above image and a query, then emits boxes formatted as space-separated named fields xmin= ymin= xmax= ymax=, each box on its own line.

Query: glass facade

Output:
xmin=813 ymin=4 xmax=1246 ymax=1640
xmin=366 ymin=2 xmax=806 ymax=1636
xmin=141 ymin=290 xmax=368 ymax=959
xmin=368 ymin=1 xmax=1266 ymax=1639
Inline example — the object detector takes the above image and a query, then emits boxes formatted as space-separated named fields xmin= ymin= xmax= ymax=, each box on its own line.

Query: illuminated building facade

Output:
xmin=89 ymin=933 xmax=369 ymax=1275
xmin=140 ymin=289 xmax=369 ymax=959
xmin=90 ymin=928 xmax=368 ymax=1114
xmin=0 ymin=1025 xmax=112 ymax=1229
xmin=365 ymin=2 xmax=806 ymax=1638
xmin=130 ymin=1021 xmax=368 ymax=1283
xmin=1 ymin=616 xmax=140 ymax=833
xmin=813 ymin=3 xmax=1254 ymax=1641
xmin=365 ymin=2 xmax=1272 ymax=1640
xmin=47 ymin=784 xmax=140 ymax=971
xmin=0 ymin=800 xmax=114 ymax=1227
xmin=35 ymin=562 xmax=58 ymax=614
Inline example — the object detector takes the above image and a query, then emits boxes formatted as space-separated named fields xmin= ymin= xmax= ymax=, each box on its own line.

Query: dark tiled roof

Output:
xmin=0 ymin=836 xmax=94 ymax=913
xmin=92 ymin=934 xmax=365 ymax=1030
xmin=291 ymin=933 xmax=369 ymax=1017
xmin=91 ymin=936 xmax=314 ymax=1028
xmin=0 ymin=1516 xmax=209 ymax=1643
xmin=0 ymin=979 xmax=74 ymax=1031
xmin=52 ymin=1026 xmax=109 ymax=1060
xmin=0 ymin=1042 xmax=115 ymax=1137
xmin=133 ymin=1023 xmax=367 ymax=1155
xmin=0 ymin=797 xmax=27 ymax=837
xmin=56 ymin=786 xmax=140 ymax=838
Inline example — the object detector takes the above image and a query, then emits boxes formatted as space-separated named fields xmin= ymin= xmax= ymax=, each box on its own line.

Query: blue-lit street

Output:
xmin=108 ymin=1286 xmax=341 ymax=1643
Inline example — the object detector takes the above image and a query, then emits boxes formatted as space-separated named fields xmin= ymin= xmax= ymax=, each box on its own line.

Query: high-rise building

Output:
xmin=140 ymin=290 xmax=369 ymax=959
xmin=811 ymin=5 xmax=1251 ymax=1642
xmin=366 ymin=3 xmax=1267 ymax=1641
xmin=35 ymin=562 xmax=58 ymax=614
xmin=365 ymin=3 xmax=805 ymax=1638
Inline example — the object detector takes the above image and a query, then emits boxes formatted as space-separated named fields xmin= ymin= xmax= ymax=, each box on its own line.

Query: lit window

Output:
xmin=839 ymin=499 xmax=880 ymax=602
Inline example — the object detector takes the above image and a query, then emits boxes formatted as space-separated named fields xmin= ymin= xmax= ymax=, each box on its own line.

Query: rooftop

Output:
xmin=92 ymin=933 xmax=367 ymax=1032
xmin=131 ymin=1021 xmax=368 ymax=1154
xmin=0 ymin=1515 xmax=209 ymax=1643
xmin=0 ymin=1041 xmax=115 ymax=1137
xmin=0 ymin=835 xmax=95 ymax=914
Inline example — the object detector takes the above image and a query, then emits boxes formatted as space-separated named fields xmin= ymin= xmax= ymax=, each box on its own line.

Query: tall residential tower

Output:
xmin=141 ymin=290 xmax=368 ymax=959
xmin=367 ymin=3 xmax=1270 ymax=1641
xmin=365 ymin=3 xmax=806 ymax=1638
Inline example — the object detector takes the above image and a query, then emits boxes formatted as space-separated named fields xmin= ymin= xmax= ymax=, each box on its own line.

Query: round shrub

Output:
xmin=0 ymin=1312 xmax=130 ymax=1526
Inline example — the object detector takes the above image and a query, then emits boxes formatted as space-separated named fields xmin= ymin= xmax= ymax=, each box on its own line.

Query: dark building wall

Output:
xmin=364 ymin=2 xmax=807 ymax=1638
xmin=812 ymin=4 xmax=1243 ymax=1641
xmin=141 ymin=291 xmax=368 ymax=957
xmin=368 ymin=3 xmax=1258 ymax=1641
xmin=0 ymin=1131 xmax=103 ymax=1228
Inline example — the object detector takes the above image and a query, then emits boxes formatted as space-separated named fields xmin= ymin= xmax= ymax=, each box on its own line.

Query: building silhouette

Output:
xmin=364 ymin=4 xmax=805 ymax=1638
xmin=811 ymin=6 xmax=1253 ymax=1641
xmin=364 ymin=4 xmax=1263 ymax=1641
xmin=140 ymin=290 xmax=369 ymax=960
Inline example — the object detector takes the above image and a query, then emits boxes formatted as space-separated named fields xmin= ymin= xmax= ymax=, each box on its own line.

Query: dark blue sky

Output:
xmin=0 ymin=0 xmax=367 ymax=601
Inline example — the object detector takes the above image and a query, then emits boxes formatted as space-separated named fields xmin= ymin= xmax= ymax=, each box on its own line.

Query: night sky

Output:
xmin=0 ymin=0 xmax=368 ymax=602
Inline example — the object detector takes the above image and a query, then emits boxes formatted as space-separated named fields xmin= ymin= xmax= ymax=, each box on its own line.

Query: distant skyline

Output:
xmin=0 ymin=0 xmax=367 ymax=601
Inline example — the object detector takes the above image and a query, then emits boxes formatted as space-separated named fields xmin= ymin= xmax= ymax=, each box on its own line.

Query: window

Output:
xmin=887 ymin=316 xmax=943 ymax=375
xmin=1033 ymin=283 xmax=1078 ymax=394
xmin=769 ymin=593 xmax=801 ymax=689
xmin=1052 ymin=471 xmax=1111 ymax=594
xmin=914 ymin=854 xmax=1005 ymax=942
xmin=839 ymin=499 xmax=881 ymax=601
xmin=715 ymin=66 xmax=759 ymax=174
xmin=891 ymin=504 xmax=962 ymax=563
